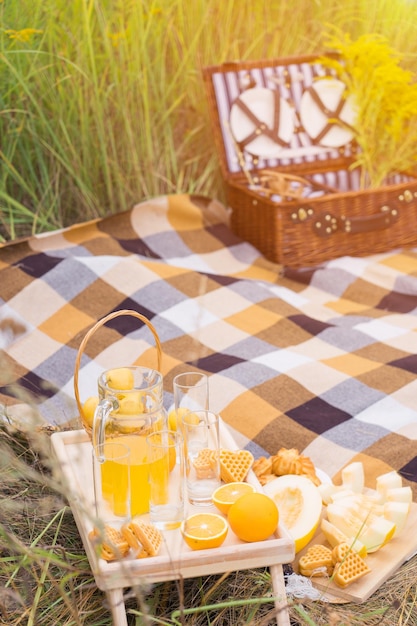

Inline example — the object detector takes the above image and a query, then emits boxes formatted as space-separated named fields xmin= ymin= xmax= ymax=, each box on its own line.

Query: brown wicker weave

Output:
xmin=203 ymin=55 xmax=417 ymax=268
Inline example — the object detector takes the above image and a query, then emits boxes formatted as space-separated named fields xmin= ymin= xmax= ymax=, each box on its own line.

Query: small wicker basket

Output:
xmin=73 ymin=309 xmax=162 ymax=434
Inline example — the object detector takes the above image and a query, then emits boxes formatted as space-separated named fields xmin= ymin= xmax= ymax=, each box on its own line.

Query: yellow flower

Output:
xmin=320 ymin=28 xmax=417 ymax=187
xmin=5 ymin=29 xmax=43 ymax=43
xmin=107 ymin=30 xmax=127 ymax=48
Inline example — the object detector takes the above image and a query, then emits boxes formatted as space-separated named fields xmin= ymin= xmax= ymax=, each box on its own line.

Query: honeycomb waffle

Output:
xmin=332 ymin=543 xmax=371 ymax=588
xmin=298 ymin=544 xmax=334 ymax=577
xmin=121 ymin=521 xmax=163 ymax=559
xmin=219 ymin=449 xmax=254 ymax=483
xmin=271 ymin=448 xmax=321 ymax=486
xmin=193 ymin=448 xmax=216 ymax=478
xmin=88 ymin=525 xmax=130 ymax=562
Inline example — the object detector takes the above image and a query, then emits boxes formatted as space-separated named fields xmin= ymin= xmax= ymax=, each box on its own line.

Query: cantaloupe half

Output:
xmin=264 ymin=474 xmax=322 ymax=553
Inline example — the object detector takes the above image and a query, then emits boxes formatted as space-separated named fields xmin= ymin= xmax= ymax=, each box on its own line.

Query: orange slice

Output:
xmin=212 ymin=482 xmax=256 ymax=515
xmin=181 ymin=513 xmax=228 ymax=550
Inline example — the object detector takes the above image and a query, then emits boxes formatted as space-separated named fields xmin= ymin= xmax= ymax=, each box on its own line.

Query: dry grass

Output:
xmin=1 ymin=416 xmax=417 ymax=625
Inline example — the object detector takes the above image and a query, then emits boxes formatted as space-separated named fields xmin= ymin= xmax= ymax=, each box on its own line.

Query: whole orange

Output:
xmin=227 ymin=492 xmax=279 ymax=542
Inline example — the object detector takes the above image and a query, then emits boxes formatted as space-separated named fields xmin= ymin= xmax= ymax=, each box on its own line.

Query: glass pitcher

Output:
xmin=93 ymin=365 xmax=167 ymax=516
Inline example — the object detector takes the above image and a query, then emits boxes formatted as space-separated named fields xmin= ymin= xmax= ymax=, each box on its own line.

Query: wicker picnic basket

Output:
xmin=203 ymin=54 xmax=417 ymax=268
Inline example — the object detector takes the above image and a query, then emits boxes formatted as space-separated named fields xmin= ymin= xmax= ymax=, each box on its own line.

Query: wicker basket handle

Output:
xmin=74 ymin=309 xmax=162 ymax=423
xmin=313 ymin=205 xmax=399 ymax=237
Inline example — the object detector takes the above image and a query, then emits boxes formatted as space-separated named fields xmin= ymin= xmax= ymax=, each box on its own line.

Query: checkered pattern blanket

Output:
xmin=1 ymin=194 xmax=417 ymax=495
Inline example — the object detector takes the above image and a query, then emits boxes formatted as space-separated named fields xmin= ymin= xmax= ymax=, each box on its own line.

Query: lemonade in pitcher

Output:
xmin=100 ymin=442 xmax=130 ymax=516
xmin=105 ymin=434 xmax=168 ymax=516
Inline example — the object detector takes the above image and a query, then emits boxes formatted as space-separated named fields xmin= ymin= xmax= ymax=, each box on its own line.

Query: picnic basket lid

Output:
xmin=202 ymin=54 xmax=358 ymax=181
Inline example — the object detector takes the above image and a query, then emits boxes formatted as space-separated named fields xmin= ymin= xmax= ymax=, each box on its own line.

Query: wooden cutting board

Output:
xmin=293 ymin=502 xmax=417 ymax=603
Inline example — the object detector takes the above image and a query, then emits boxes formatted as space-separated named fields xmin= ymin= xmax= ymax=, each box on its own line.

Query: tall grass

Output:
xmin=2 ymin=0 xmax=417 ymax=240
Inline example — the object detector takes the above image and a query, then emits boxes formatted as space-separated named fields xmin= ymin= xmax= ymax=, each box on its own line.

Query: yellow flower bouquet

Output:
xmin=319 ymin=29 xmax=417 ymax=189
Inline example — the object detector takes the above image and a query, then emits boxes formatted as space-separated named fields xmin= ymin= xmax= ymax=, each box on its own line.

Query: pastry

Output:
xmin=271 ymin=448 xmax=321 ymax=486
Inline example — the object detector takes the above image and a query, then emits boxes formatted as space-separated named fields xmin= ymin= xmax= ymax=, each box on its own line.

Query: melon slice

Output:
xmin=376 ymin=471 xmax=402 ymax=500
xmin=321 ymin=518 xmax=367 ymax=558
xmin=384 ymin=501 xmax=411 ymax=536
xmin=386 ymin=486 xmax=412 ymax=504
xmin=341 ymin=461 xmax=365 ymax=493
xmin=264 ymin=474 xmax=322 ymax=553
xmin=326 ymin=502 xmax=396 ymax=553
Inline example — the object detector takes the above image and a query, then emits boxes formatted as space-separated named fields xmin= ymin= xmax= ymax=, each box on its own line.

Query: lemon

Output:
xmin=167 ymin=408 xmax=177 ymax=431
xmin=181 ymin=411 xmax=200 ymax=426
xmin=181 ymin=513 xmax=228 ymax=550
xmin=212 ymin=482 xmax=256 ymax=515
xmin=106 ymin=367 xmax=134 ymax=391
xmin=118 ymin=393 xmax=144 ymax=415
xmin=82 ymin=396 xmax=99 ymax=429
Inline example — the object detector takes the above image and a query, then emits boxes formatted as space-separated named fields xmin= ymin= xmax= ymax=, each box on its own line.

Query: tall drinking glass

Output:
xmin=181 ymin=409 xmax=221 ymax=506
xmin=147 ymin=430 xmax=185 ymax=530
xmin=172 ymin=372 xmax=209 ymax=430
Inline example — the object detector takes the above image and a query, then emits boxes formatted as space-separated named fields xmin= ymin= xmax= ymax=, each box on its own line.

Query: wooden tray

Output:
xmin=51 ymin=423 xmax=295 ymax=625
xmin=293 ymin=501 xmax=417 ymax=603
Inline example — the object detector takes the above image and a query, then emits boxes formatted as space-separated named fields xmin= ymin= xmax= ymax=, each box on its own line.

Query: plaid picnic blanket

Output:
xmin=1 ymin=194 xmax=417 ymax=496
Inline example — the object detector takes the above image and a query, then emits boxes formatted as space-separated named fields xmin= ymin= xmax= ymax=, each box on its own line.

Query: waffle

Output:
xmin=193 ymin=448 xmax=216 ymax=478
xmin=332 ymin=543 xmax=371 ymax=588
xmin=88 ymin=525 xmax=130 ymax=562
xmin=219 ymin=449 xmax=254 ymax=483
xmin=121 ymin=521 xmax=163 ymax=558
xmin=298 ymin=544 xmax=334 ymax=577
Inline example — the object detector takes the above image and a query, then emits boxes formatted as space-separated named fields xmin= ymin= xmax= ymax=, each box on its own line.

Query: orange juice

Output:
xmin=103 ymin=434 xmax=169 ymax=516
xmin=149 ymin=449 xmax=170 ymax=505
xmin=124 ymin=434 xmax=151 ymax=516
xmin=100 ymin=445 xmax=129 ymax=517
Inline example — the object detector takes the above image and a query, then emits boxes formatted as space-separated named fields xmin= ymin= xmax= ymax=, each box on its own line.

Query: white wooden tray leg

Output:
xmin=106 ymin=588 xmax=128 ymax=626
xmin=270 ymin=564 xmax=290 ymax=626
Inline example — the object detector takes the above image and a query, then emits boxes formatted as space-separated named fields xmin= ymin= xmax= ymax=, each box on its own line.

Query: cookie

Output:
xmin=332 ymin=543 xmax=371 ymax=588
xmin=89 ymin=525 xmax=130 ymax=562
xmin=298 ymin=544 xmax=334 ymax=577
xmin=193 ymin=448 xmax=217 ymax=478
xmin=219 ymin=449 xmax=254 ymax=483
xmin=122 ymin=521 xmax=163 ymax=558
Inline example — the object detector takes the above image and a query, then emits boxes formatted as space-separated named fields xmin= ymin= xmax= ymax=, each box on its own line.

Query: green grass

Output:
xmin=2 ymin=0 xmax=417 ymax=240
